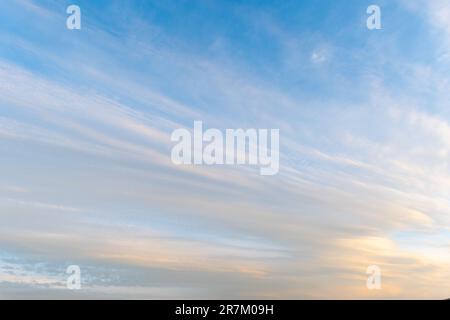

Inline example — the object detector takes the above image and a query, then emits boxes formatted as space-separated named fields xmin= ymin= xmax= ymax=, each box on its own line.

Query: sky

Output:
xmin=0 ymin=0 xmax=449 ymax=299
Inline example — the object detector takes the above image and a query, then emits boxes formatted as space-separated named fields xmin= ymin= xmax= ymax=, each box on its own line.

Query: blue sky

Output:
xmin=0 ymin=0 xmax=450 ymax=298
